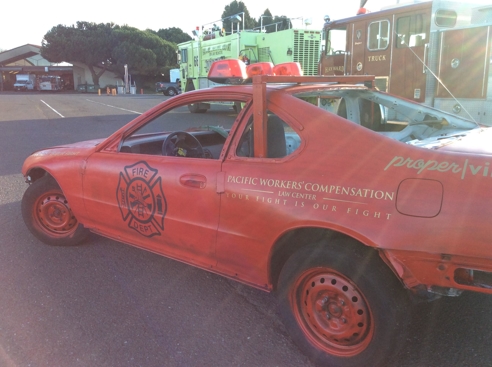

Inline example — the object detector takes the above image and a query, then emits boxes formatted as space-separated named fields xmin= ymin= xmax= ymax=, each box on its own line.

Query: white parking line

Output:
xmin=40 ymin=100 xmax=64 ymax=118
xmin=86 ymin=99 xmax=142 ymax=114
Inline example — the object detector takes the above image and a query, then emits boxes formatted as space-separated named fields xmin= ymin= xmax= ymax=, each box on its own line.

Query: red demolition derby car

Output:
xmin=22 ymin=59 xmax=492 ymax=367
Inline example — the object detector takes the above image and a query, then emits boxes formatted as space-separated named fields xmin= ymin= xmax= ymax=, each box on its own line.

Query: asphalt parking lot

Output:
xmin=1 ymin=91 xmax=492 ymax=367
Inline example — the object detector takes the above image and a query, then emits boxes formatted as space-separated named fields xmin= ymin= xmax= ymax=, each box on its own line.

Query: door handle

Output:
xmin=180 ymin=174 xmax=207 ymax=189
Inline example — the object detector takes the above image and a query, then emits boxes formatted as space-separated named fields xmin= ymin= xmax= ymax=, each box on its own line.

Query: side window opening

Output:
xmin=337 ymin=98 xmax=347 ymax=119
xmin=120 ymin=100 xmax=241 ymax=159
xmin=359 ymin=99 xmax=384 ymax=131
xmin=236 ymin=112 xmax=301 ymax=158
xmin=317 ymin=96 xmax=389 ymax=133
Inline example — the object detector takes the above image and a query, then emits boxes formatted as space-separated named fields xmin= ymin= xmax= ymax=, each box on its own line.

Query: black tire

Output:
xmin=233 ymin=101 xmax=242 ymax=113
xmin=162 ymin=91 xmax=168 ymax=96
xmin=167 ymin=87 xmax=177 ymax=96
xmin=277 ymin=240 xmax=410 ymax=367
xmin=21 ymin=176 xmax=89 ymax=246
xmin=188 ymin=103 xmax=207 ymax=113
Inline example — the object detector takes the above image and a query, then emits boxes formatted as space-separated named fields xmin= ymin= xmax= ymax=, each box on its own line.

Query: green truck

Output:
xmin=178 ymin=22 xmax=321 ymax=93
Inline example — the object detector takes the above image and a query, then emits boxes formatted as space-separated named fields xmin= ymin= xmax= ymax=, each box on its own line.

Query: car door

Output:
xmin=83 ymin=98 xmax=242 ymax=268
xmin=215 ymin=104 xmax=304 ymax=285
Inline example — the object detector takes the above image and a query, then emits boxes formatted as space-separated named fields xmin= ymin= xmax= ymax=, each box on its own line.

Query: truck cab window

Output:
xmin=435 ymin=9 xmax=457 ymax=28
xmin=180 ymin=49 xmax=188 ymax=63
xmin=396 ymin=14 xmax=428 ymax=48
xmin=325 ymin=28 xmax=347 ymax=56
xmin=368 ymin=20 xmax=390 ymax=50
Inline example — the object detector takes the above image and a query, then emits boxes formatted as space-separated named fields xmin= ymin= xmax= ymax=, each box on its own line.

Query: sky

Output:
xmin=0 ymin=0 xmax=420 ymax=51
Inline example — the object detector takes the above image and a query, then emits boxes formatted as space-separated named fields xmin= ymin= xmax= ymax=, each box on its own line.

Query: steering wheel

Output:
xmin=162 ymin=131 xmax=204 ymax=158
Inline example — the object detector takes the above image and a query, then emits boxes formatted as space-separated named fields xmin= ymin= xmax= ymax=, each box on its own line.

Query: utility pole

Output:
xmin=124 ymin=64 xmax=129 ymax=94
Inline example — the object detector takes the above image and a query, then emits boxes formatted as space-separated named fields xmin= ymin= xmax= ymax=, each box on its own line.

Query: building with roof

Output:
xmin=0 ymin=44 xmax=123 ymax=91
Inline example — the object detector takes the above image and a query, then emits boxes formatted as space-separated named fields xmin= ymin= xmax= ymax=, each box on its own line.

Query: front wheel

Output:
xmin=233 ymin=101 xmax=242 ymax=113
xmin=21 ymin=176 xmax=89 ymax=246
xmin=277 ymin=240 xmax=410 ymax=367
xmin=188 ymin=103 xmax=208 ymax=113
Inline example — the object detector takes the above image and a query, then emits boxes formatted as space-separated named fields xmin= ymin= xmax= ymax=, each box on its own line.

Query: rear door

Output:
xmin=216 ymin=102 xmax=304 ymax=286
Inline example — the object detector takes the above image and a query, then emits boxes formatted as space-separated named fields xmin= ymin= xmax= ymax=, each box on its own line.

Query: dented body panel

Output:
xmin=22 ymin=75 xmax=492 ymax=297
xmin=21 ymin=71 xmax=492 ymax=365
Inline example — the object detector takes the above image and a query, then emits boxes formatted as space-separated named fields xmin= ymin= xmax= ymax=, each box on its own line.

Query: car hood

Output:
xmin=22 ymin=138 xmax=106 ymax=178
xmin=29 ymin=138 xmax=105 ymax=157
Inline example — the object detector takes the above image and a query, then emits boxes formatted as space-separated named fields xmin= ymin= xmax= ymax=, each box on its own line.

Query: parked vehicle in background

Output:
xmin=155 ymin=68 xmax=181 ymax=96
xmin=320 ymin=0 xmax=492 ymax=124
xmin=76 ymin=84 xmax=99 ymax=93
xmin=155 ymin=80 xmax=180 ymax=96
xmin=14 ymin=74 xmax=37 ymax=91
xmin=38 ymin=75 xmax=63 ymax=91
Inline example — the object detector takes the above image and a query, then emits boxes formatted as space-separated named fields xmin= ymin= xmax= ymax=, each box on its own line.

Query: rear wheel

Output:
xmin=21 ymin=176 xmax=89 ymax=246
xmin=277 ymin=240 xmax=410 ymax=367
xmin=167 ymin=87 xmax=177 ymax=96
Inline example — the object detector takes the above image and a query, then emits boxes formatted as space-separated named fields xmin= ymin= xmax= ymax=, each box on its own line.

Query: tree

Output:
xmin=256 ymin=10 xmax=293 ymax=33
xmin=258 ymin=9 xmax=274 ymax=32
xmin=111 ymin=26 xmax=177 ymax=78
xmin=270 ymin=15 xmax=293 ymax=32
xmin=153 ymin=27 xmax=192 ymax=44
xmin=42 ymin=22 xmax=115 ymax=86
xmin=221 ymin=1 xmax=256 ymax=34
xmin=41 ymin=22 xmax=177 ymax=85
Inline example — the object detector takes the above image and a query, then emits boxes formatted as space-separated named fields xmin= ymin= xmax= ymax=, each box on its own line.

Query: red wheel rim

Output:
xmin=33 ymin=191 xmax=78 ymax=237
xmin=291 ymin=268 xmax=374 ymax=357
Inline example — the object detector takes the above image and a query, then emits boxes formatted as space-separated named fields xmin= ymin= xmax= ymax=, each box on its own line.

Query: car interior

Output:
xmin=236 ymin=113 xmax=301 ymax=158
xmin=120 ymin=102 xmax=302 ymax=159
xmin=309 ymin=89 xmax=479 ymax=147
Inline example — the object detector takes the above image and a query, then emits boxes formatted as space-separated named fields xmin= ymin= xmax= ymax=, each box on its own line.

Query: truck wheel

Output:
xmin=188 ymin=103 xmax=207 ymax=113
xmin=162 ymin=91 xmax=168 ymax=96
xmin=22 ymin=176 xmax=89 ymax=246
xmin=233 ymin=101 xmax=242 ymax=113
xmin=277 ymin=240 xmax=410 ymax=367
xmin=167 ymin=88 xmax=177 ymax=96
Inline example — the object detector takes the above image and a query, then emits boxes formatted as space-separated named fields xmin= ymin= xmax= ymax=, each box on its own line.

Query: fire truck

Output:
xmin=178 ymin=16 xmax=321 ymax=96
xmin=320 ymin=0 xmax=492 ymax=124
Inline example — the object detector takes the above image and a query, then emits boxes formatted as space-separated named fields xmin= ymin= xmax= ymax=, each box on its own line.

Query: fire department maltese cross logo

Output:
xmin=117 ymin=161 xmax=167 ymax=237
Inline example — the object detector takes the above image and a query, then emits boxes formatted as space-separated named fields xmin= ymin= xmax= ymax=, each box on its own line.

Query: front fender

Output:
xmin=22 ymin=147 xmax=95 ymax=227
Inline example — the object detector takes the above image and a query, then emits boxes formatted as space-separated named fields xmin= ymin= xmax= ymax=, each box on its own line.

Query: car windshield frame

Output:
xmin=288 ymin=85 xmax=479 ymax=130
